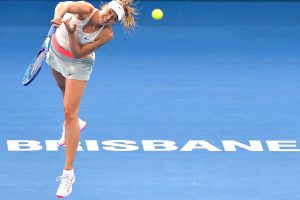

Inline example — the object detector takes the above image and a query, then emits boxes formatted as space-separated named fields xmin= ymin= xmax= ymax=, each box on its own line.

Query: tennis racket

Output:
xmin=22 ymin=25 xmax=57 ymax=86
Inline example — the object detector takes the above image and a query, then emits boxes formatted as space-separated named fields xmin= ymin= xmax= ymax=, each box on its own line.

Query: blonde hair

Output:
xmin=118 ymin=0 xmax=138 ymax=33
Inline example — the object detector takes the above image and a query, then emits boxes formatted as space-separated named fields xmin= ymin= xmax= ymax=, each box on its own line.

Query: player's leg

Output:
xmin=51 ymin=68 xmax=66 ymax=97
xmin=63 ymin=79 xmax=87 ymax=170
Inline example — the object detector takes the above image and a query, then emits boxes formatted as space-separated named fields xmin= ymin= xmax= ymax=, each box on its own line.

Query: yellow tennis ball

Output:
xmin=152 ymin=9 xmax=163 ymax=20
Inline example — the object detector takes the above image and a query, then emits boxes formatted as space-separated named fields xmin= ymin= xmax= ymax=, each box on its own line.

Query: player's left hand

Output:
xmin=64 ymin=18 xmax=76 ymax=33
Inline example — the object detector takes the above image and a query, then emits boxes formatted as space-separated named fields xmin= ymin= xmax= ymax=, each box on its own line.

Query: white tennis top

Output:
xmin=55 ymin=9 xmax=104 ymax=51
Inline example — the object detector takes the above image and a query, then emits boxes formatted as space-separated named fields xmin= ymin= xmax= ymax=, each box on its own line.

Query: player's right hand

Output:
xmin=51 ymin=17 xmax=63 ymax=28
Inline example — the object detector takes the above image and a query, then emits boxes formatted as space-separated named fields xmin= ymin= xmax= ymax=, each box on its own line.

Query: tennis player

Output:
xmin=47 ymin=0 xmax=137 ymax=198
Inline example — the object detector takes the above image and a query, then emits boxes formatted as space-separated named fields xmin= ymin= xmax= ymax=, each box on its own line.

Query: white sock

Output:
xmin=63 ymin=169 xmax=74 ymax=176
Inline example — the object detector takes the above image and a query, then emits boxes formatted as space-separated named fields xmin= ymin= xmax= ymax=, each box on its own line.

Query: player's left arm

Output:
xmin=64 ymin=19 xmax=113 ymax=59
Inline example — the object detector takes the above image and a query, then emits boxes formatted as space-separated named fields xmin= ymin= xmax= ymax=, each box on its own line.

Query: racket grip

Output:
xmin=47 ymin=25 xmax=57 ymax=37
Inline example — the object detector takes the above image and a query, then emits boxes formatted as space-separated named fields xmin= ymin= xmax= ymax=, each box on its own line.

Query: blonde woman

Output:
xmin=47 ymin=0 xmax=137 ymax=198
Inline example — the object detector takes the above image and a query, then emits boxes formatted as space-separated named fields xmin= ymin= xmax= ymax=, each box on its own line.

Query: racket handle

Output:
xmin=47 ymin=25 xmax=57 ymax=37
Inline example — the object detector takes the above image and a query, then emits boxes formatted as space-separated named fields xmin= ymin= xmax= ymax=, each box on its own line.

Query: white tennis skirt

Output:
xmin=46 ymin=35 xmax=95 ymax=81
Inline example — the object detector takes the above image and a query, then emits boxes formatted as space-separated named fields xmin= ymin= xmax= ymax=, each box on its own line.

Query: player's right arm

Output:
xmin=51 ymin=1 xmax=93 ymax=28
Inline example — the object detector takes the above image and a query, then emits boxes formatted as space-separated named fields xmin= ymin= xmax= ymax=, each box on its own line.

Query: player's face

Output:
xmin=99 ymin=5 xmax=118 ymax=25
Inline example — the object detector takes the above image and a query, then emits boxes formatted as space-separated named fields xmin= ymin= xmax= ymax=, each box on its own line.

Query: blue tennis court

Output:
xmin=1 ymin=0 xmax=300 ymax=199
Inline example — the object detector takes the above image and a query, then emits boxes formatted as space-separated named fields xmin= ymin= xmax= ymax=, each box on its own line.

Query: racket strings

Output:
xmin=27 ymin=51 xmax=46 ymax=78
xmin=22 ymin=50 xmax=46 ymax=85
xmin=31 ymin=52 xmax=46 ymax=75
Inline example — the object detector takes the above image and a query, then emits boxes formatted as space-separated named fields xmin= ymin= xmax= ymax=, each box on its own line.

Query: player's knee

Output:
xmin=64 ymin=105 xmax=77 ymax=122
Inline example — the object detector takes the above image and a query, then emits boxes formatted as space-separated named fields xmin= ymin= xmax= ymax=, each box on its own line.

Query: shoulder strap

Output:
xmin=93 ymin=25 xmax=105 ymax=36
xmin=85 ymin=9 xmax=98 ymax=22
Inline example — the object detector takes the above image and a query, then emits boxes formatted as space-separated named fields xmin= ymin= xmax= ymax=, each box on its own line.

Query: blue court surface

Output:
xmin=1 ymin=0 xmax=300 ymax=199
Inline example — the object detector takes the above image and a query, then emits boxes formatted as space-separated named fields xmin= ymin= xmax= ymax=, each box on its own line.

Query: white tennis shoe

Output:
xmin=57 ymin=118 xmax=87 ymax=146
xmin=56 ymin=172 xmax=75 ymax=198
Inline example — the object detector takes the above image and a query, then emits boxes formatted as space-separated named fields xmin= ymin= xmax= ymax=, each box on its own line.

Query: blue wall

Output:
xmin=1 ymin=0 xmax=299 ymax=26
